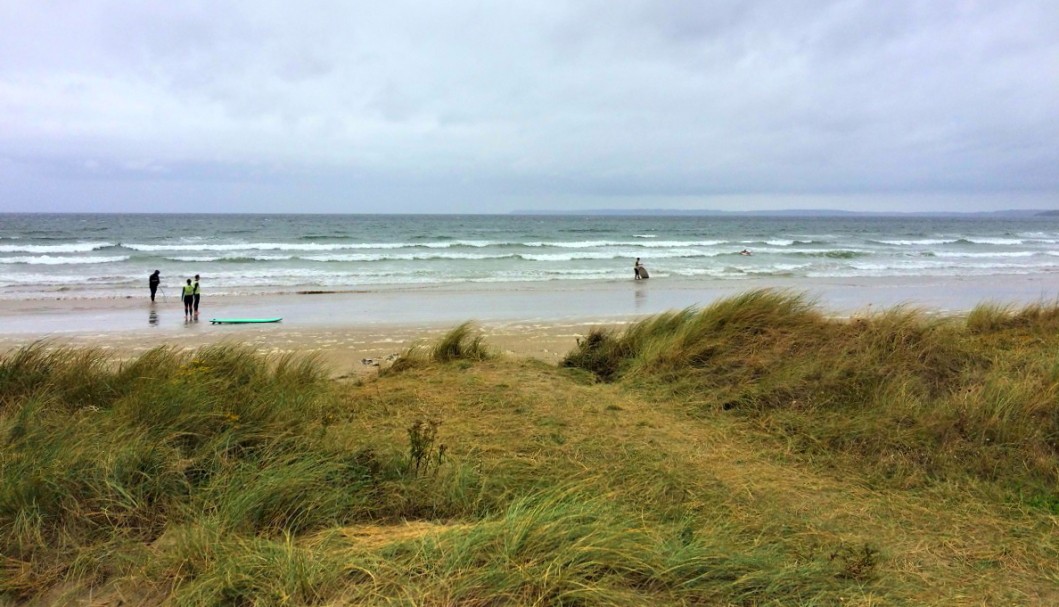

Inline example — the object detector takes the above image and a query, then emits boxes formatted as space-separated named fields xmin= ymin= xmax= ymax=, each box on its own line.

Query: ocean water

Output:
xmin=2 ymin=213 xmax=1059 ymax=300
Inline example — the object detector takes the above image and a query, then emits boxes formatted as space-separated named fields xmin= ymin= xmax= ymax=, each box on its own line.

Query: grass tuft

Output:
xmin=387 ymin=322 xmax=493 ymax=373
xmin=430 ymin=321 xmax=492 ymax=363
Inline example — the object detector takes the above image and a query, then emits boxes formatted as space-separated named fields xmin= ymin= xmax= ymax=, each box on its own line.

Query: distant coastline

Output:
xmin=2 ymin=208 xmax=1058 ymax=218
xmin=511 ymin=208 xmax=1057 ymax=218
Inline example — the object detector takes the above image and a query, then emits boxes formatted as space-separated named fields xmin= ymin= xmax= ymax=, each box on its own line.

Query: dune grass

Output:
xmin=386 ymin=321 xmax=493 ymax=374
xmin=0 ymin=344 xmax=499 ymax=602
xmin=563 ymin=290 xmax=1059 ymax=496
xmin=3 ymin=292 xmax=1059 ymax=605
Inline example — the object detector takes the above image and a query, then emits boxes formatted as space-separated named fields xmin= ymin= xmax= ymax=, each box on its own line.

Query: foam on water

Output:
xmin=0 ymin=242 xmax=117 ymax=253
xmin=964 ymin=237 xmax=1025 ymax=245
xmin=302 ymin=252 xmax=515 ymax=262
xmin=873 ymin=238 xmax=960 ymax=246
xmin=123 ymin=241 xmax=414 ymax=252
xmin=932 ymin=251 xmax=1036 ymax=258
xmin=0 ymin=255 xmax=130 ymax=265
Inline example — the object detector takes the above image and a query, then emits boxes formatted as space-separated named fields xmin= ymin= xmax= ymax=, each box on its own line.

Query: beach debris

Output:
xmin=360 ymin=354 xmax=398 ymax=367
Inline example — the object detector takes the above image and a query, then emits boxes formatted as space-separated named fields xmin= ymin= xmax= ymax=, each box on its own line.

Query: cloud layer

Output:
xmin=2 ymin=1 xmax=1057 ymax=212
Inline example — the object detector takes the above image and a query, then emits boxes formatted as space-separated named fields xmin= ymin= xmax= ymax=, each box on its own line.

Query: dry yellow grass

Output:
xmin=338 ymin=356 xmax=1059 ymax=605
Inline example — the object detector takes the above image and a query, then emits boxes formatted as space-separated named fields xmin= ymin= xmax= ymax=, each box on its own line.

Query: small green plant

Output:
xmin=1023 ymin=491 xmax=1059 ymax=515
xmin=829 ymin=542 xmax=880 ymax=580
xmin=407 ymin=419 xmax=446 ymax=477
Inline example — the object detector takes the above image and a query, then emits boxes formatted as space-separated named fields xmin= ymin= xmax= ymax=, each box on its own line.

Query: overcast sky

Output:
xmin=1 ymin=1 xmax=1058 ymax=214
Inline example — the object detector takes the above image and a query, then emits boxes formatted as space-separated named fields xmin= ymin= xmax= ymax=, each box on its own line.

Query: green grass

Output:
xmin=386 ymin=321 xmax=493 ymax=373
xmin=563 ymin=290 xmax=1059 ymax=492
xmin=3 ymin=292 xmax=1059 ymax=605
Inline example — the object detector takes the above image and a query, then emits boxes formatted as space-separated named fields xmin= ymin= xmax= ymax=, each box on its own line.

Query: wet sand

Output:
xmin=2 ymin=274 xmax=1056 ymax=375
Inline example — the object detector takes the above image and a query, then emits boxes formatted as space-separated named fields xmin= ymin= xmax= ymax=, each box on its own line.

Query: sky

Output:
xmin=1 ymin=1 xmax=1058 ymax=214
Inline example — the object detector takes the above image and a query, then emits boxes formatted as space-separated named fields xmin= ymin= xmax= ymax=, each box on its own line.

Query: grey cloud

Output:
xmin=0 ymin=0 xmax=1057 ymax=212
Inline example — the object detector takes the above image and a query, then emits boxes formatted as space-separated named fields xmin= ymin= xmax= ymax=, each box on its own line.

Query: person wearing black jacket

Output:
xmin=193 ymin=274 xmax=201 ymax=317
xmin=149 ymin=270 xmax=161 ymax=302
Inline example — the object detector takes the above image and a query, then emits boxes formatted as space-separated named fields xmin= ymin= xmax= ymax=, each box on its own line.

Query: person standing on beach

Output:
xmin=182 ymin=279 xmax=195 ymax=320
xmin=149 ymin=270 xmax=161 ymax=302
xmin=193 ymin=274 xmax=201 ymax=319
xmin=634 ymin=258 xmax=644 ymax=280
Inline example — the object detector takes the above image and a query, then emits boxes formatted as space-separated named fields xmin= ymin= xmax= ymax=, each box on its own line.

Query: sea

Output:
xmin=2 ymin=213 xmax=1059 ymax=301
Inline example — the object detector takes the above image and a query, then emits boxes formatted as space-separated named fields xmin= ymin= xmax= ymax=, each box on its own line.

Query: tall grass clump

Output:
xmin=0 ymin=343 xmax=121 ymax=412
xmin=145 ymin=522 xmax=350 ymax=606
xmin=562 ymin=290 xmax=1059 ymax=492
xmin=967 ymin=299 xmax=1059 ymax=334
xmin=822 ymin=306 xmax=971 ymax=404
xmin=966 ymin=302 xmax=1017 ymax=334
xmin=563 ymin=291 xmax=825 ymax=384
xmin=559 ymin=327 xmax=628 ymax=381
xmin=387 ymin=322 xmax=493 ymax=373
xmin=430 ymin=321 xmax=491 ymax=362
xmin=345 ymin=485 xmax=876 ymax=605
xmin=0 ymin=345 xmax=397 ymax=600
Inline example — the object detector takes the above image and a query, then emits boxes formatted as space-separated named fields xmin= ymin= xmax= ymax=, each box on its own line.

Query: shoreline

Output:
xmin=4 ymin=273 xmax=1058 ymax=330
xmin=3 ymin=273 xmax=1058 ymax=374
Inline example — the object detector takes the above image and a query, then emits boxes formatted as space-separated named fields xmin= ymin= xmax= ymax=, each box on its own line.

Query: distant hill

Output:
xmin=511 ymin=208 xmax=1054 ymax=218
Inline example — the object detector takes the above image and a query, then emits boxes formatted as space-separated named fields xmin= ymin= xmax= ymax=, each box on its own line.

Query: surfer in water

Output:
xmin=149 ymin=270 xmax=161 ymax=302
xmin=182 ymin=279 xmax=195 ymax=320
xmin=739 ymin=249 xmax=752 ymax=256
xmin=634 ymin=258 xmax=647 ymax=280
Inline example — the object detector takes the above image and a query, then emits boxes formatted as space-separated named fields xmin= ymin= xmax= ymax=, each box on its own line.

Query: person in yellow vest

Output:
xmin=182 ymin=278 xmax=195 ymax=320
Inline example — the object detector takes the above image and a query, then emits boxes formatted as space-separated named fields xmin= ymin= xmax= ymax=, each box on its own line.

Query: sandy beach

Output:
xmin=2 ymin=273 xmax=1058 ymax=374
xmin=0 ymin=318 xmax=593 ymax=376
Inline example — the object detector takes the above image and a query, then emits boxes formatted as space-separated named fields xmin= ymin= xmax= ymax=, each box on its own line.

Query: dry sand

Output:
xmin=0 ymin=319 xmax=615 ymax=377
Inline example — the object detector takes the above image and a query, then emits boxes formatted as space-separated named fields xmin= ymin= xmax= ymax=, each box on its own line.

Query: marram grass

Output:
xmin=3 ymin=293 xmax=1059 ymax=605
xmin=386 ymin=321 xmax=493 ymax=373
xmin=563 ymin=290 xmax=1059 ymax=491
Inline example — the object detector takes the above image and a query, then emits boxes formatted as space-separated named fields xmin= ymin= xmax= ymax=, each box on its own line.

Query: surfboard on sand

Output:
xmin=210 ymin=318 xmax=283 ymax=324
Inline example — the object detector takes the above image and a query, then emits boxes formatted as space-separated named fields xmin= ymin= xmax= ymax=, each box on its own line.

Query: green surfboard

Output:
xmin=209 ymin=318 xmax=283 ymax=325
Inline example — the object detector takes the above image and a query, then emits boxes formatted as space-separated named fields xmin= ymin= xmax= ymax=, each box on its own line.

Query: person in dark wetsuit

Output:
xmin=193 ymin=274 xmax=201 ymax=318
xmin=149 ymin=270 xmax=161 ymax=302
xmin=182 ymin=279 xmax=195 ymax=320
